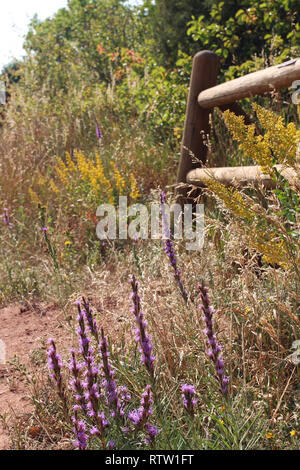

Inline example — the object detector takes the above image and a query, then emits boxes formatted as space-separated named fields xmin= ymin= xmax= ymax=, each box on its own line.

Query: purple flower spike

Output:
xmin=72 ymin=415 xmax=89 ymax=450
xmin=145 ymin=422 xmax=160 ymax=447
xmin=130 ymin=276 xmax=155 ymax=379
xmin=128 ymin=384 xmax=159 ymax=446
xmin=82 ymin=297 xmax=99 ymax=343
xmin=160 ymin=191 xmax=188 ymax=303
xmin=99 ymin=326 xmax=121 ymax=416
xmin=3 ymin=208 xmax=13 ymax=229
xmin=76 ymin=302 xmax=92 ymax=360
xmin=181 ymin=384 xmax=197 ymax=416
xmin=128 ymin=384 xmax=153 ymax=429
xmin=96 ymin=120 xmax=102 ymax=140
xmin=69 ymin=349 xmax=88 ymax=415
xmin=82 ymin=352 xmax=101 ymax=423
xmin=108 ymin=440 xmax=115 ymax=450
xmin=47 ymin=338 xmax=67 ymax=409
xmin=198 ymin=282 xmax=229 ymax=396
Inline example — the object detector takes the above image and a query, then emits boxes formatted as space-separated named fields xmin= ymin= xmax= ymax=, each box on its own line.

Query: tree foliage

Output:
xmin=4 ymin=0 xmax=300 ymax=139
xmin=187 ymin=0 xmax=300 ymax=78
xmin=140 ymin=1 xmax=211 ymax=64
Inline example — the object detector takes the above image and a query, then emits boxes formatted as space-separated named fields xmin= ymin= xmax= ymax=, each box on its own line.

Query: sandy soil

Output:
xmin=0 ymin=302 xmax=66 ymax=449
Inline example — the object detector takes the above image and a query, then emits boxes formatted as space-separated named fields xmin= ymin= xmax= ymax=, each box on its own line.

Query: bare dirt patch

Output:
xmin=0 ymin=301 xmax=66 ymax=449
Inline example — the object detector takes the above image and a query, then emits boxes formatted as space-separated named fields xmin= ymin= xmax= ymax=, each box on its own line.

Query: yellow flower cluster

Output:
xmin=206 ymin=178 xmax=294 ymax=267
xmin=204 ymin=178 xmax=255 ymax=222
xmin=89 ymin=152 xmax=114 ymax=204
xmin=250 ymin=235 xmax=288 ymax=268
xmin=65 ymin=151 xmax=77 ymax=173
xmin=111 ymin=162 xmax=126 ymax=193
xmin=55 ymin=156 xmax=69 ymax=186
xmin=223 ymin=103 xmax=300 ymax=173
xmin=53 ymin=150 xmax=113 ymax=203
xmin=50 ymin=180 xmax=59 ymax=194
xmin=75 ymin=150 xmax=93 ymax=182
xmin=206 ymin=104 xmax=300 ymax=270
xmin=252 ymin=103 xmax=300 ymax=169
xmin=223 ymin=109 xmax=273 ymax=173
xmin=129 ymin=173 xmax=141 ymax=201
xmin=204 ymin=178 xmax=290 ymax=267
xmin=28 ymin=188 xmax=42 ymax=206
xmin=53 ymin=150 xmax=141 ymax=204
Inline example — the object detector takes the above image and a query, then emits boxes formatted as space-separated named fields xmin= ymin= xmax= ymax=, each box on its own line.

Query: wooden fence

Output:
xmin=176 ymin=50 xmax=300 ymax=197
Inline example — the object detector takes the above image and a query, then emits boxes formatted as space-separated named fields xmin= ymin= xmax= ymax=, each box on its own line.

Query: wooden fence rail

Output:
xmin=186 ymin=164 xmax=298 ymax=189
xmin=176 ymin=51 xmax=300 ymax=199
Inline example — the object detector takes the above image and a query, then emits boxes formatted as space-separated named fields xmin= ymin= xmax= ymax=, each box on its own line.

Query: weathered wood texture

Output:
xmin=197 ymin=58 xmax=300 ymax=109
xmin=176 ymin=51 xmax=219 ymax=194
xmin=186 ymin=165 xmax=298 ymax=189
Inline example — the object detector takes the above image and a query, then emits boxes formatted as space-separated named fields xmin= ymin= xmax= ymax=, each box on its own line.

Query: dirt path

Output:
xmin=0 ymin=302 xmax=67 ymax=449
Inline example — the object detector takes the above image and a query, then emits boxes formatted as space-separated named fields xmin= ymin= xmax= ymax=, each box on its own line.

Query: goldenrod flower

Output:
xmin=55 ymin=157 xmax=69 ymax=186
xmin=28 ymin=188 xmax=41 ymax=206
xmin=129 ymin=173 xmax=141 ymax=201
xmin=223 ymin=109 xmax=274 ymax=172
xmin=75 ymin=150 xmax=92 ymax=181
xmin=253 ymin=103 xmax=300 ymax=169
xmin=65 ymin=152 xmax=77 ymax=173
xmin=111 ymin=162 xmax=126 ymax=193
xmin=50 ymin=180 xmax=59 ymax=194
xmin=204 ymin=178 xmax=255 ymax=222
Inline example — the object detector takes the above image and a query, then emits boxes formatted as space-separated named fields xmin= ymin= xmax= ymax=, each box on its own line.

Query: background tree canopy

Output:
xmin=1 ymin=0 xmax=299 ymax=138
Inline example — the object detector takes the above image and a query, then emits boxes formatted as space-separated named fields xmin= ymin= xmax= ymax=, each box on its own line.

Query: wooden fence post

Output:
xmin=176 ymin=50 xmax=219 ymax=201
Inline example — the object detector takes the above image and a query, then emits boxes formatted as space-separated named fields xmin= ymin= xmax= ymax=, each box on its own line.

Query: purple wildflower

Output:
xmin=99 ymin=326 xmax=121 ymax=416
xmin=72 ymin=413 xmax=89 ymax=450
xmin=160 ymin=191 xmax=188 ymax=302
xmin=130 ymin=276 xmax=155 ymax=379
xmin=88 ymin=411 xmax=109 ymax=451
xmin=128 ymin=384 xmax=153 ymax=430
xmin=76 ymin=302 xmax=92 ymax=360
xmin=83 ymin=353 xmax=101 ymax=420
xmin=47 ymin=338 xmax=67 ymax=409
xmin=199 ymin=282 xmax=229 ymax=396
xmin=108 ymin=440 xmax=115 ymax=450
xmin=128 ymin=384 xmax=159 ymax=446
xmin=181 ymin=384 xmax=197 ymax=416
xmin=145 ymin=422 xmax=160 ymax=447
xmin=96 ymin=120 xmax=102 ymax=141
xmin=69 ymin=349 xmax=88 ymax=415
xmin=90 ymin=426 xmax=100 ymax=436
xmin=2 ymin=208 xmax=13 ymax=229
xmin=81 ymin=297 xmax=99 ymax=343
xmin=89 ymin=411 xmax=108 ymax=450
xmin=73 ymin=304 xmax=109 ymax=449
